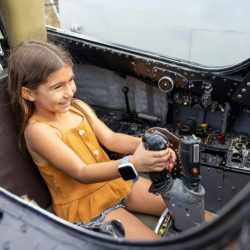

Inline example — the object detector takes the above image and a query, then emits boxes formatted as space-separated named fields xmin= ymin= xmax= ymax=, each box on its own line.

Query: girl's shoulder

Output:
xmin=25 ymin=118 xmax=62 ymax=142
xmin=24 ymin=119 xmax=64 ymax=167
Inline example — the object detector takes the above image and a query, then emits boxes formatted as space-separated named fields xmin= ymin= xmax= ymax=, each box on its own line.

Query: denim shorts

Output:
xmin=91 ymin=197 xmax=128 ymax=223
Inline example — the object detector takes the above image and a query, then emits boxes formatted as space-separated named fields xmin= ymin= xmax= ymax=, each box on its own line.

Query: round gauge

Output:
xmin=158 ymin=76 xmax=174 ymax=92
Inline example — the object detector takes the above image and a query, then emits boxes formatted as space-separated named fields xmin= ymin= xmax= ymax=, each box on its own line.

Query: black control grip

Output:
xmin=142 ymin=131 xmax=172 ymax=193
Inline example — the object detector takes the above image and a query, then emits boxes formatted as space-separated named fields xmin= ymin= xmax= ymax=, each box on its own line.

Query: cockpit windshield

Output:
xmin=45 ymin=0 xmax=250 ymax=67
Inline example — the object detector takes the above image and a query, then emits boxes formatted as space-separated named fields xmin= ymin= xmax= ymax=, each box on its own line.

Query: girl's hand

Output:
xmin=165 ymin=148 xmax=176 ymax=172
xmin=130 ymin=142 xmax=174 ymax=173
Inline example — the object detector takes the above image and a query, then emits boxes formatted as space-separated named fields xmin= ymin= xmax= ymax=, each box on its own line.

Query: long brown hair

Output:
xmin=7 ymin=41 xmax=92 ymax=153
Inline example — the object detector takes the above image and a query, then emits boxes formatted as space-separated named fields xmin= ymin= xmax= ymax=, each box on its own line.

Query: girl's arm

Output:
xmin=79 ymin=101 xmax=176 ymax=171
xmin=78 ymin=101 xmax=141 ymax=154
xmin=25 ymin=121 xmax=171 ymax=184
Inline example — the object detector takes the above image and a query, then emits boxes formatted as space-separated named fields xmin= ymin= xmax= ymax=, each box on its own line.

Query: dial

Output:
xmin=158 ymin=76 xmax=174 ymax=92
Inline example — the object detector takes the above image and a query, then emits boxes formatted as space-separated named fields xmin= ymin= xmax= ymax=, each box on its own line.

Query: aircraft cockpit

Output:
xmin=0 ymin=1 xmax=249 ymax=249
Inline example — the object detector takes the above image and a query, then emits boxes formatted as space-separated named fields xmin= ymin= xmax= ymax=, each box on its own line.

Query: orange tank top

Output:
xmin=33 ymin=106 xmax=132 ymax=222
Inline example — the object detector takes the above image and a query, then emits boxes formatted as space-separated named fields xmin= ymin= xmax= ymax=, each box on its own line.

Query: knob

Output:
xmin=122 ymin=86 xmax=129 ymax=94
xmin=158 ymin=76 xmax=174 ymax=92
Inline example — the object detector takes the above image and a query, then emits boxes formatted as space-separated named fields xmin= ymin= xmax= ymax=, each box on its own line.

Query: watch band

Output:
xmin=121 ymin=155 xmax=129 ymax=164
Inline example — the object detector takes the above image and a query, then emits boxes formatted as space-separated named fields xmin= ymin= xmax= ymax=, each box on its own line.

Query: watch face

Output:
xmin=118 ymin=163 xmax=138 ymax=180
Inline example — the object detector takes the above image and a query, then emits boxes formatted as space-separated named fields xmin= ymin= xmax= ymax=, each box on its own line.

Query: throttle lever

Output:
xmin=180 ymin=135 xmax=202 ymax=191
xmin=122 ymin=86 xmax=131 ymax=113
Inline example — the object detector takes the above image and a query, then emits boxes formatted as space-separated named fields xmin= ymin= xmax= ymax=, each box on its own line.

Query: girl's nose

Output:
xmin=64 ymin=84 xmax=75 ymax=98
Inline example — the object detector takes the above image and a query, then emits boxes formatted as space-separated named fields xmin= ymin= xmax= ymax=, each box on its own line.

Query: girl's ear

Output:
xmin=21 ymin=87 xmax=35 ymax=101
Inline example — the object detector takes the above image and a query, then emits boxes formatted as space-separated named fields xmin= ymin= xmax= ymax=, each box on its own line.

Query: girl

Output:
xmin=7 ymin=41 xmax=176 ymax=240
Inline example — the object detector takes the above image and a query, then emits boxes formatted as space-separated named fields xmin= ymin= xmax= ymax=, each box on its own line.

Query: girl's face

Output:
xmin=27 ymin=65 xmax=76 ymax=115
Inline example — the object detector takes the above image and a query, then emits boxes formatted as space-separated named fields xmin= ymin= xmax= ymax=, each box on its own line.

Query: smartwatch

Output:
xmin=118 ymin=156 xmax=138 ymax=181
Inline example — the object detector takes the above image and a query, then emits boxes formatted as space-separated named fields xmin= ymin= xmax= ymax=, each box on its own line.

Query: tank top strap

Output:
xmin=70 ymin=106 xmax=85 ymax=118
xmin=29 ymin=117 xmax=64 ymax=136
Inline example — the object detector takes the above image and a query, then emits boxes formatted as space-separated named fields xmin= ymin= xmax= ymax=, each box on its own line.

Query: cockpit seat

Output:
xmin=0 ymin=71 xmax=51 ymax=208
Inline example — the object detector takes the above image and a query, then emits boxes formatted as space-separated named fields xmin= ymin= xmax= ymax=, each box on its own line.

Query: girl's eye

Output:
xmin=54 ymin=84 xmax=62 ymax=89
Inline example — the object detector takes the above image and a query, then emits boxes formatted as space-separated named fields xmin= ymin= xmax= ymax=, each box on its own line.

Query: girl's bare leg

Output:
xmin=103 ymin=177 xmax=214 ymax=240
xmin=102 ymin=177 xmax=165 ymax=240
xmin=125 ymin=176 xmax=166 ymax=216
xmin=102 ymin=207 xmax=160 ymax=240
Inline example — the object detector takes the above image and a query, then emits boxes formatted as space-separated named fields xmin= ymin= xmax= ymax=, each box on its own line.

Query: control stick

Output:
xmin=142 ymin=131 xmax=173 ymax=194
xmin=143 ymin=128 xmax=205 ymax=232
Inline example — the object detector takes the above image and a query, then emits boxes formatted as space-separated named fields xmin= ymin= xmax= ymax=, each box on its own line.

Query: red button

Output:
xmin=218 ymin=133 xmax=225 ymax=144
xmin=192 ymin=168 xmax=199 ymax=174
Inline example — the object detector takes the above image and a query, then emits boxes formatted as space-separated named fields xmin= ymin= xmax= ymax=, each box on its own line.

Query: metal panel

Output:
xmin=222 ymin=169 xmax=250 ymax=207
xmin=200 ymin=165 xmax=224 ymax=212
